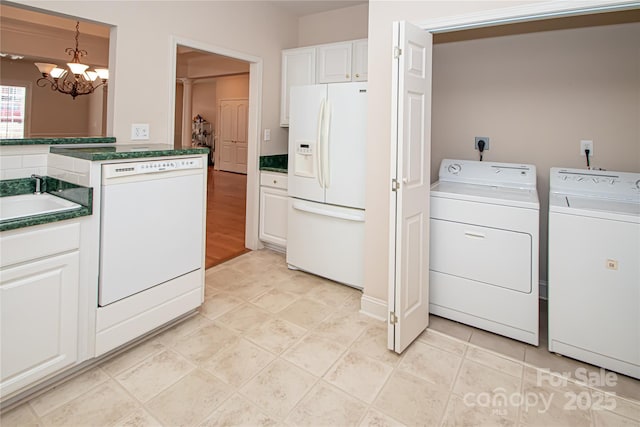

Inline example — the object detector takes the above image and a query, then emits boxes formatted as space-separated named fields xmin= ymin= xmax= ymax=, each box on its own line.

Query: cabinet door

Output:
xmin=317 ymin=42 xmax=352 ymax=84
xmin=352 ymin=40 xmax=368 ymax=82
xmin=0 ymin=251 xmax=79 ymax=397
xmin=219 ymin=99 xmax=248 ymax=174
xmin=259 ymin=186 xmax=288 ymax=248
xmin=280 ymin=47 xmax=316 ymax=127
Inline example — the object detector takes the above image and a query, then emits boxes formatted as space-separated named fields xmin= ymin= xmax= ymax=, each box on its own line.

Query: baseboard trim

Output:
xmin=359 ymin=281 xmax=547 ymax=321
xmin=360 ymin=294 xmax=387 ymax=321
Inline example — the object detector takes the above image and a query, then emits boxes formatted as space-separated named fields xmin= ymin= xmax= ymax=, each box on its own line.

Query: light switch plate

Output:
xmin=131 ymin=124 xmax=149 ymax=140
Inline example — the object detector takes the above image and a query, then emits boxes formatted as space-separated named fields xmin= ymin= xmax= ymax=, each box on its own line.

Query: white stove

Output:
xmin=429 ymin=159 xmax=540 ymax=345
xmin=548 ymin=167 xmax=640 ymax=379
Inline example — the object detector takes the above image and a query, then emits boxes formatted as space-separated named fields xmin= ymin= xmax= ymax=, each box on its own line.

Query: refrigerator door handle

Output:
xmin=316 ymin=98 xmax=325 ymax=189
xmin=292 ymin=201 xmax=365 ymax=222
xmin=322 ymin=99 xmax=331 ymax=189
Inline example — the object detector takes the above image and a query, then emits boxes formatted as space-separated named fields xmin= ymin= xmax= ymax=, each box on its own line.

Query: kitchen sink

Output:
xmin=0 ymin=193 xmax=82 ymax=222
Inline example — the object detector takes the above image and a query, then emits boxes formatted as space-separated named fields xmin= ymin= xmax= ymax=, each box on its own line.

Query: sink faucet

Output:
xmin=31 ymin=174 xmax=44 ymax=195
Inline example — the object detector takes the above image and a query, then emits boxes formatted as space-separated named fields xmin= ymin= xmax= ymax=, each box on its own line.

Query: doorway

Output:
xmin=171 ymin=40 xmax=260 ymax=267
xmin=387 ymin=4 xmax=638 ymax=354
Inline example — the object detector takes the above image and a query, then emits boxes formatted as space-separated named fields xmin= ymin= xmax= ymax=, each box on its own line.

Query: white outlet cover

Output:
xmin=580 ymin=140 xmax=593 ymax=156
xmin=132 ymin=123 xmax=150 ymax=140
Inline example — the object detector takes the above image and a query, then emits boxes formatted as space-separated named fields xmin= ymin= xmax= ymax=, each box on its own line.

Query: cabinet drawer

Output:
xmin=260 ymin=172 xmax=288 ymax=190
xmin=0 ymin=222 xmax=80 ymax=268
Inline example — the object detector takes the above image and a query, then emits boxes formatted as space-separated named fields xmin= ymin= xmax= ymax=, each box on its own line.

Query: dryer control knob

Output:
xmin=635 ymin=179 xmax=640 ymax=189
xmin=447 ymin=164 xmax=462 ymax=174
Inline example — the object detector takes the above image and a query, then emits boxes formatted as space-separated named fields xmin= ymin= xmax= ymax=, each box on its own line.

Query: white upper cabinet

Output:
xmin=352 ymin=39 xmax=368 ymax=82
xmin=317 ymin=42 xmax=352 ymax=83
xmin=280 ymin=47 xmax=316 ymax=127
xmin=281 ymin=39 xmax=368 ymax=127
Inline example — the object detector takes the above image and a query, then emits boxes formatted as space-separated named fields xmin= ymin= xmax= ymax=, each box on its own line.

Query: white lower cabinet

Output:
xmin=0 ymin=222 xmax=80 ymax=398
xmin=259 ymin=171 xmax=288 ymax=249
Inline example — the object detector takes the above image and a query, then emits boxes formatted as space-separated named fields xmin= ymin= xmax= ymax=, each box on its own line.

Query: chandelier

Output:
xmin=34 ymin=21 xmax=108 ymax=99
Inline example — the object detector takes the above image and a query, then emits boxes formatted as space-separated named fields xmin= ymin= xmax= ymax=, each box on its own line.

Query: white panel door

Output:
xmin=325 ymin=82 xmax=367 ymax=209
xmin=288 ymin=84 xmax=327 ymax=204
xmin=388 ymin=21 xmax=433 ymax=353
xmin=218 ymin=99 xmax=248 ymax=174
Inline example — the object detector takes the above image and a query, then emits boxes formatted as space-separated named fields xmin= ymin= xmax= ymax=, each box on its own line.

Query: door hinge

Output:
xmin=393 ymin=46 xmax=402 ymax=59
xmin=391 ymin=178 xmax=400 ymax=192
xmin=389 ymin=311 xmax=398 ymax=325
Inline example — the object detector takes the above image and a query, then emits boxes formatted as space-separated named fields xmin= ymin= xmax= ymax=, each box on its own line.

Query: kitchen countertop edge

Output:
xmin=50 ymin=146 xmax=209 ymax=161
xmin=0 ymin=137 xmax=116 ymax=146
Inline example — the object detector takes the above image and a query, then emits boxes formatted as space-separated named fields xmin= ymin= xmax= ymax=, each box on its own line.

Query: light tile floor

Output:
xmin=2 ymin=249 xmax=639 ymax=426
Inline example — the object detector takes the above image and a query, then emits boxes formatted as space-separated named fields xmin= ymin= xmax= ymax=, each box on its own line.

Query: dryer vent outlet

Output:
xmin=475 ymin=137 xmax=490 ymax=151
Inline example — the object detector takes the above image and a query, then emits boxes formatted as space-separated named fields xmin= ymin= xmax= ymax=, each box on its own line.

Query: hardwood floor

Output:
xmin=205 ymin=168 xmax=249 ymax=268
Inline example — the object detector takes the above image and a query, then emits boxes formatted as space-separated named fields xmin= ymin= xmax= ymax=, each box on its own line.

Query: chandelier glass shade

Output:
xmin=34 ymin=21 xmax=108 ymax=99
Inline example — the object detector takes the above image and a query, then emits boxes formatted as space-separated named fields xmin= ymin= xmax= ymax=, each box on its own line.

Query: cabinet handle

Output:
xmin=273 ymin=180 xmax=277 ymax=184
xmin=346 ymin=74 xmax=350 ymax=79
xmin=355 ymin=73 xmax=360 ymax=78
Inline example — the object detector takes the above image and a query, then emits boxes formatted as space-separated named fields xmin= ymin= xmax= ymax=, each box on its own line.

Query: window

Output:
xmin=0 ymin=85 xmax=27 ymax=138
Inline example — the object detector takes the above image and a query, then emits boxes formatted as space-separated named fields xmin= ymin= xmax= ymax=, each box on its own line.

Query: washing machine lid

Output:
xmin=431 ymin=181 xmax=539 ymax=209
xmin=550 ymin=193 xmax=640 ymax=223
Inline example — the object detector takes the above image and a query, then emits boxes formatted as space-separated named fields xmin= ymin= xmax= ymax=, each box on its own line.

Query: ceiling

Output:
xmin=268 ymin=0 xmax=367 ymax=17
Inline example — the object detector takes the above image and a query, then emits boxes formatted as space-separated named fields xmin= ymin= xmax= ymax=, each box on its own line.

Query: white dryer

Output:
xmin=430 ymin=159 xmax=539 ymax=345
xmin=548 ymin=167 xmax=640 ymax=379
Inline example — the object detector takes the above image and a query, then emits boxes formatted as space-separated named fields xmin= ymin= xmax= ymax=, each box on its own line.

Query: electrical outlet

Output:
xmin=264 ymin=128 xmax=271 ymax=141
xmin=131 ymin=124 xmax=150 ymax=140
xmin=580 ymin=140 xmax=593 ymax=156
xmin=475 ymin=137 xmax=490 ymax=151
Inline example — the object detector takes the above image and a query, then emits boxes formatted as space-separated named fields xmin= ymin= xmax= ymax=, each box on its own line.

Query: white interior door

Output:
xmin=388 ymin=21 xmax=433 ymax=353
xmin=219 ymin=99 xmax=248 ymax=174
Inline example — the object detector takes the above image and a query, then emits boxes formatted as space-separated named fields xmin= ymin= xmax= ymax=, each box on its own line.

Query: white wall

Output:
xmin=297 ymin=3 xmax=369 ymax=46
xmin=14 ymin=0 xmax=298 ymax=150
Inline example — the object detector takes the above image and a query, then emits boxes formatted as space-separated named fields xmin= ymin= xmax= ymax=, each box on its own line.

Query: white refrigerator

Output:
xmin=287 ymin=82 xmax=367 ymax=289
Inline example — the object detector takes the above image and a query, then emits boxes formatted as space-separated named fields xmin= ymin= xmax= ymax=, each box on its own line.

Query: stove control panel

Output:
xmin=550 ymin=167 xmax=640 ymax=201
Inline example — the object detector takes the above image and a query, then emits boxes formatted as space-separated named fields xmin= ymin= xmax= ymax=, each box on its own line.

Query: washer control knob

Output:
xmin=636 ymin=179 xmax=640 ymax=189
xmin=447 ymin=163 xmax=462 ymax=174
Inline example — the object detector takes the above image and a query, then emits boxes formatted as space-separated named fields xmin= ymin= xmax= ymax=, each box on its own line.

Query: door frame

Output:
xmin=168 ymin=37 xmax=262 ymax=251
xmin=387 ymin=0 xmax=637 ymax=352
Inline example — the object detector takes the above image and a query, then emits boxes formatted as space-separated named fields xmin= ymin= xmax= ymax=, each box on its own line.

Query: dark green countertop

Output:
xmin=50 ymin=144 xmax=209 ymax=161
xmin=259 ymin=154 xmax=287 ymax=173
xmin=0 ymin=177 xmax=93 ymax=232
xmin=0 ymin=137 xmax=116 ymax=146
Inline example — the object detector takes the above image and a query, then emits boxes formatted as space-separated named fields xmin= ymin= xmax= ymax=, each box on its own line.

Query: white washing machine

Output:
xmin=430 ymin=159 xmax=539 ymax=345
xmin=548 ymin=167 xmax=640 ymax=379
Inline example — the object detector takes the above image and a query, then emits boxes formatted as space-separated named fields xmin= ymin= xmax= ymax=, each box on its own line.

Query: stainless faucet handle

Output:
xmin=31 ymin=174 xmax=44 ymax=194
